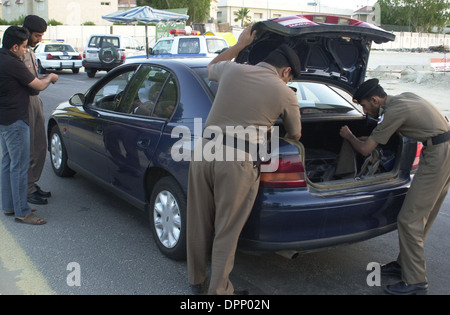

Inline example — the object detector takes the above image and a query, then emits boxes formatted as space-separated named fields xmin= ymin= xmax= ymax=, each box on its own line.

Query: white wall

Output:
xmin=0 ymin=24 xmax=447 ymax=52
xmin=0 ymin=24 xmax=154 ymax=51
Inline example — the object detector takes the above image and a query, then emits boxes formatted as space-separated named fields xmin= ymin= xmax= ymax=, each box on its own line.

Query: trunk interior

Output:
xmin=278 ymin=117 xmax=403 ymax=188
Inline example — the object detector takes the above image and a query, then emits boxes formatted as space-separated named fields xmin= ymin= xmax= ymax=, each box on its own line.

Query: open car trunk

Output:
xmin=277 ymin=116 xmax=410 ymax=189
xmin=304 ymin=117 xmax=401 ymax=186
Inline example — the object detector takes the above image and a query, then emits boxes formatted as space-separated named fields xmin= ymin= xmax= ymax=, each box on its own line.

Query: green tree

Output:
xmin=234 ymin=8 xmax=252 ymax=27
xmin=137 ymin=0 xmax=211 ymax=24
xmin=377 ymin=0 xmax=450 ymax=32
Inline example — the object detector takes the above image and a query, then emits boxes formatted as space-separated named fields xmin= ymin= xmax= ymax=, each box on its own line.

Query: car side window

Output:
xmin=120 ymin=65 xmax=178 ymax=119
xmin=91 ymin=69 xmax=137 ymax=111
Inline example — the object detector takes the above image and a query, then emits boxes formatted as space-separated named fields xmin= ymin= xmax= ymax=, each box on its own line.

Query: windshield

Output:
xmin=193 ymin=67 xmax=355 ymax=114
xmin=206 ymin=38 xmax=228 ymax=54
xmin=152 ymin=39 xmax=174 ymax=54
xmin=288 ymin=82 xmax=355 ymax=114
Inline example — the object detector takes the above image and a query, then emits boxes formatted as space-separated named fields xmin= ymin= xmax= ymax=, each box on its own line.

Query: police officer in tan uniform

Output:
xmin=340 ymin=79 xmax=450 ymax=295
xmin=22 ymin=15 xmax=53 ymax=205
xmin=187 ymin=25 xmax=302 ymax=295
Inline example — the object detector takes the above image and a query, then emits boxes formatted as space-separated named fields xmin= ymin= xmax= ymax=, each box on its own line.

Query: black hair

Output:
xmin=2 ymin=26 xmax=29 ymax=50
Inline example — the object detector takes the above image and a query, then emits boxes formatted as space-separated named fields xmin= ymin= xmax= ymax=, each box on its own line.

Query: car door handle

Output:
xmin=96 ymin=128 xmax=103 ymax=135
xmin=137 ymin=139 xmax=151 ymax=149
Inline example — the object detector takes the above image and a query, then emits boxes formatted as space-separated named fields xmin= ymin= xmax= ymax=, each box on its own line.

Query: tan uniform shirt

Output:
xmin=206 ymin=61 xmax=301 ymax=143
xmin=370 ymin=92 xmax=449 ymax=145
xmin=22 ymin=48 xmax=38 ymax=77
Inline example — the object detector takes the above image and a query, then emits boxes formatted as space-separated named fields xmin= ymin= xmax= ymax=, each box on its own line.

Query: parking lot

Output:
xmin=1 ymin=51 xmax=450 ymax=296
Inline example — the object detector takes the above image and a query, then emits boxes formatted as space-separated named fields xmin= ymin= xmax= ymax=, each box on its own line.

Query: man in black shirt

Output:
xmin=0 ymin=26 xmax=58 ymax=225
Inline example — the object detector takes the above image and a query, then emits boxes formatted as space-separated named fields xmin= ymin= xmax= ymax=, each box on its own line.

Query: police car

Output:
xmin=34 ymin=40 xmax=82 ymax=74
xmin=126 ymin=30 xmax=230 ymax=62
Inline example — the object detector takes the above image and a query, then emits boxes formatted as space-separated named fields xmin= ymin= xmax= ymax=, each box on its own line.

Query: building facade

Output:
xmin=215 ymin=0 xmax=353 ymax=28
xmin=1 ymin=0 xmax=118 ymax=25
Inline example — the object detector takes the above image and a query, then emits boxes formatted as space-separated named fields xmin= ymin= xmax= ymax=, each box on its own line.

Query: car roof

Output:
xmin=127 ymin=57 xmax=212 ymax=68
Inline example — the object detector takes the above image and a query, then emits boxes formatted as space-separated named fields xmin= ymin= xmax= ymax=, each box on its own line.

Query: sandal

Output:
xmin=5 ymin=208 xmax=37 ymax=216
xmin=15 ymin=213 xmax=46 ymax=225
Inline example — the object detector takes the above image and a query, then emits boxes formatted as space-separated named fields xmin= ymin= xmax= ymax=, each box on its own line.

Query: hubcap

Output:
xmin=153 ymin=190 xmax=181 ymax=249
xmin=51 ymin=133 xmax=62 ymax=170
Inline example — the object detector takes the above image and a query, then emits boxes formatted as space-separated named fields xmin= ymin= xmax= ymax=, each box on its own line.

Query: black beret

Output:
xmin=23 ymin=15 xmax=47 ymax=33
xmin=353 ymin=78 xmax=380 ymax=104
xmin=266 ymin=44 xmax=301 ymax=78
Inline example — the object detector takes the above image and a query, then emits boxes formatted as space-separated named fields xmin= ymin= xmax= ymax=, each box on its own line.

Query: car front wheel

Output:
xmin=50 ymin=125 xmax=75 ymax=177
xmin=149 ymin=176 xmax=186 ymax=261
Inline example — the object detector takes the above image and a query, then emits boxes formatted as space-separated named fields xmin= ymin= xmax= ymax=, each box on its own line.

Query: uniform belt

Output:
xmin=423 ymin=130 xmax=450 ymax=146
xmin=202 ymin=134 xmax=262 ymax=168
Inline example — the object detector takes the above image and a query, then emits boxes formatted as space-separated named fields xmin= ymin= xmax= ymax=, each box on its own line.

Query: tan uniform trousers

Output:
xmin=28 ymin=95 xmax=47 ymax=194
xmin=187 ymin=140 xmax=260 ymax=295
xmin=397 ymin=141 xmax=450 ymax=284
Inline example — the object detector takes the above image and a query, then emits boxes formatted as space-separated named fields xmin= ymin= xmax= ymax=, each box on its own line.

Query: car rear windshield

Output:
xmin=45 ymin=44 xmax=76 ymax=52
xmin=193 ymin=67 xmax=355 ymax=113
xmin=89 ymin=36 xmax=120 ymax=48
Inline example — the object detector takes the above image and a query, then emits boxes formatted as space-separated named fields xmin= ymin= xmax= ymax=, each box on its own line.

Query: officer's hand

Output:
xmin=237 ymin=23 xmax=257 ymax=48
xmin=340 ymin=125 xmax=353 ymax=140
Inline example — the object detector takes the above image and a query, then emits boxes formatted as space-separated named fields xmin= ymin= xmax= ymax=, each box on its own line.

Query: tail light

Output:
xmin=260 ymin=155 xmax=307 ymax=188
xmin=74 ymin=54 xmax=82 ymax=60
xmin=46 ymin=54 xmax=54 ymax=60
xmin=119 ymin=50 xmax=126 ymax=61
xmin=83 ymin=52 xmax=86 ymax=59
xmin=412 ymin=142 xmax=423 ymax=171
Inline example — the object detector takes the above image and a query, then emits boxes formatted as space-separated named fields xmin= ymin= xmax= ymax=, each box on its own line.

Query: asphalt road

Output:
xmin=1 ymin=58 xmax=450 ymax=296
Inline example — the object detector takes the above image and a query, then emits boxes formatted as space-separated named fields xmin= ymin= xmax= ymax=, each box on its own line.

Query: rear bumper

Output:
xmin=239 ymin=180 xmax=410 ymax=253
xmin=41 ymin=60 xmax=82 ymax=69
xmin=82 ymin=60 xmax=123 ymax=71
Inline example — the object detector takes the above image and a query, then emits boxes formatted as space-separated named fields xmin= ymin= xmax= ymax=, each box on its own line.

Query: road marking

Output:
xmin=0 ymin=220 xmax=55 ymax=295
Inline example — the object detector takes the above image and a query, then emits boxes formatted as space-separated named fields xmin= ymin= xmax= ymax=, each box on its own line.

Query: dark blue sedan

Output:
xmin=48 ymin=15 xmax=421 ymax=261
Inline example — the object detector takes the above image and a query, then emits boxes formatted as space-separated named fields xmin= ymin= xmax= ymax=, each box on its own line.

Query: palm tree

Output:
xmin=234 ymin=8 xmax=252 ymax=28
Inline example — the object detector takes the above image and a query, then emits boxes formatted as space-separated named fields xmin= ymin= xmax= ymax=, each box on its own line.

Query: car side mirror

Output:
xmin=69 ymin=93 xmax=86 ymax=106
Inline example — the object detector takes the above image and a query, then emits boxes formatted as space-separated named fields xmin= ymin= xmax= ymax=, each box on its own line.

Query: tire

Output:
xmin=72 ymin=68 xmax=80 ymax=74
xmin=86 ymin=69 xmax=96 ymax=78
xmin=50 ymin=125 xmax=76 ymax=177
xmin=149 ymin=176 xmax=187 ymax=261
xmin=38 ymin=61 xmax=47 ymax=74
xmin=99 ymin=45 xmax=118 ymax=64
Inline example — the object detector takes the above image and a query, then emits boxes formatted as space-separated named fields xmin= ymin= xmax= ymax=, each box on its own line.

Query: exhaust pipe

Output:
xmin=276 ymin=250 xmax=300 ymax=260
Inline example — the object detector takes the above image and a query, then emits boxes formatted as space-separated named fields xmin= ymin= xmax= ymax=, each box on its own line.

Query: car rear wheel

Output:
xmin=50 ymin=125 xmax=75 ymax=177
xmin=38 ymin=61 xmax=47 ymax=74
xmin=149 ymin=176 xmax=186 ymax=261
xmin=86 ymin=69 xmax=97 ymax=78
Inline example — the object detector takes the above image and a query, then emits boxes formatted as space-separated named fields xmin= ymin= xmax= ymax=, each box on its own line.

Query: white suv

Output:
xmin=82 ymin=34 xmax=144 ymax=78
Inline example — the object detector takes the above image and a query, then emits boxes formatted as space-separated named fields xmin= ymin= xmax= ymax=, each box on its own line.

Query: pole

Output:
xmin=146 ymin=24 xmax=149 ymax=58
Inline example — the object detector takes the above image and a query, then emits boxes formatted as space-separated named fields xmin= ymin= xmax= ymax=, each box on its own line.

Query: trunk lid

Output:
xmin=236 ymin=14 xmax=395 ymax=94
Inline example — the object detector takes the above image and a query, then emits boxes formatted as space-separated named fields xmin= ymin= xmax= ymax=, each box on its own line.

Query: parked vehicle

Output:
xmin=125 ymin=30 xmax=229 ymax=62
xmin=34 ymin=41 xmax=82 ymax=74
xmin=48 ymin=15 xmax=420 ymax=261
xmin=82 ymin=34 xmax=144 ymax=78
